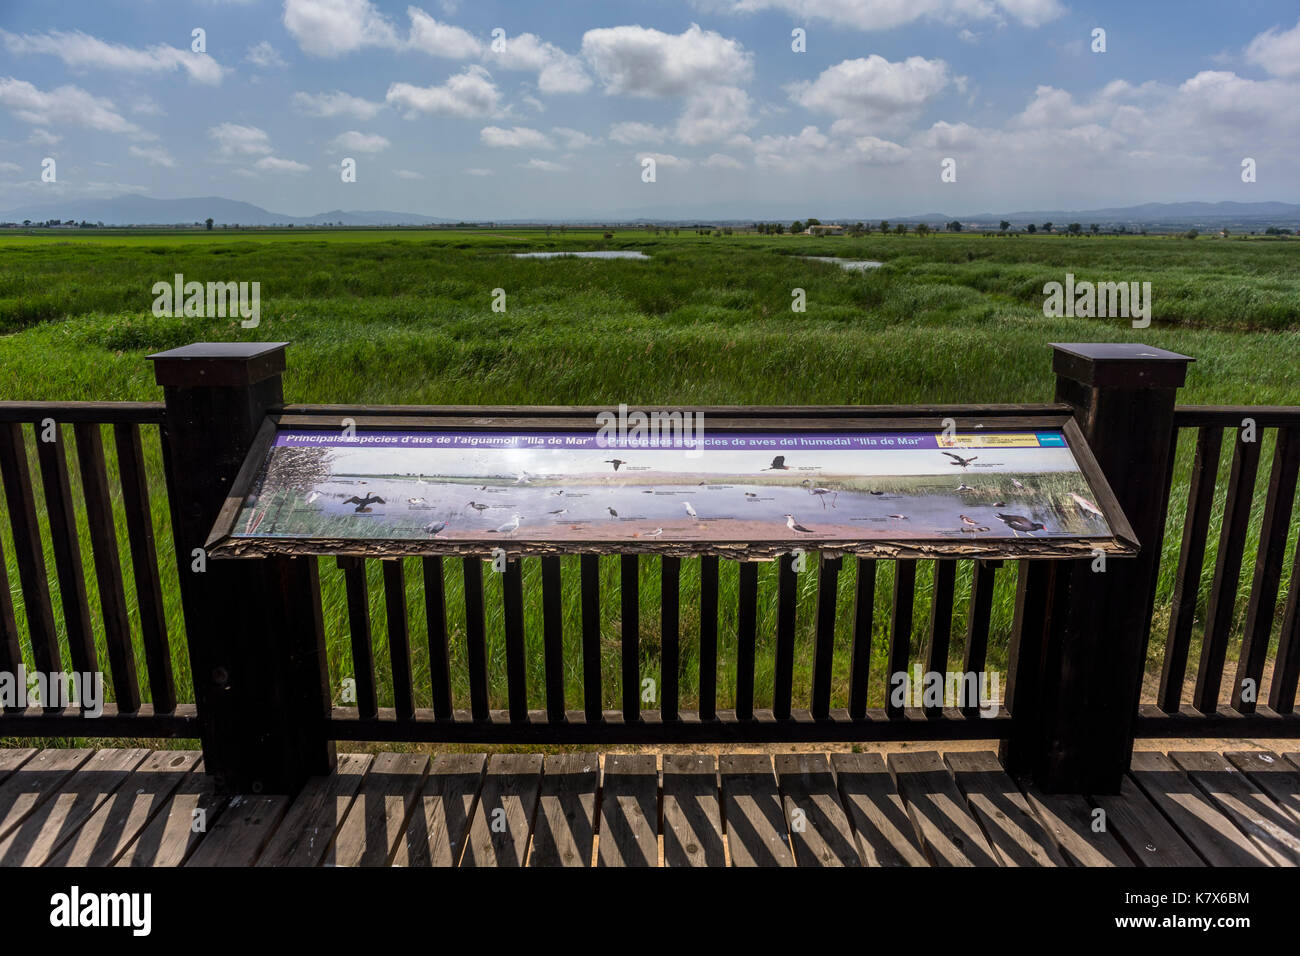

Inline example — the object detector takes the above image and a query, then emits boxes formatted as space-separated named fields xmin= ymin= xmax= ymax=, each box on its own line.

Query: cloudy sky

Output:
xmin=2 ymin=0 xmax=1298 ymax=218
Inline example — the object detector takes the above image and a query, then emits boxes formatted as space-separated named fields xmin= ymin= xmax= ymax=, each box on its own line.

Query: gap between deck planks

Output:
xmin=4 ymin=748 xmax=1297 ymax=868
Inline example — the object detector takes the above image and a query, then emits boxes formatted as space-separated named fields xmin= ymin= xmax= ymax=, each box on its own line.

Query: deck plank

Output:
xmin=598 ymin=754 xmax=659 ymax=867
xmin=115 ymin=762 xmax=226 ymax=867
xmin=461 ymin=754 xmax=543 ymax=867
xmin=1019 ymin=784 xmax=1132 ymax=866
xmin=0 ymin=749 xmax=36 ymax=784
xmin=1226 ymin=751 xmax=1300 ymax=826
xmin=1170 ymin=751 xmax=1300 ymax=866
xmin=0 ymin=748 xmax=147 ymax=866
xmin=830 ymin=753 xmax=928 ymax=866
xmin=45 ymin=750 xmax=200 ymax=867
xmin=1129 ymin=751 xmax=1271 ymax=866
xmin=774 ymin=753 xmax=860 ymax=867
xmin=662 ymin=754 xmax=725 ymax=867
xmin=720 ymin=754 xmax=793 ymax=867
xmin=887 ymin=751 xmax=998 ymax=866
xmin=394 ymin=753 xmax=487 ymax=867
xmin=183 ymin=794 xmax=290 ymax=867
xmin=530 ymin=753 xmax=598 ymax=867
xmin=327 ymin=752 xmax=428 ymax=867
xmin=0 ymin=748 xmax=94 ymax=842
xmin=257 ymin=753 xmax=372 ymax=867
xmin=945 ymin=751 xmax=1067 ymax=867
xmin=1091 ymin=775 xmax=1204 ymax=867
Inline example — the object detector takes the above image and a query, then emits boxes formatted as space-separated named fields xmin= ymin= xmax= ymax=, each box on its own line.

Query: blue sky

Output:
xmin=2 ymin=0 xmax=1299 ymax=218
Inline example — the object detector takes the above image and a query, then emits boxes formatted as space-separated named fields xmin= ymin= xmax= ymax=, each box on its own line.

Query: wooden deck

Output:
xmin=1 ymin=747 xmax=1298 ymax=867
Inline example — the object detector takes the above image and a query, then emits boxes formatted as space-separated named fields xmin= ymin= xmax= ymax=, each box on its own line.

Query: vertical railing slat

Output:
xmin=0 ymin=422 xmax=60 ymax=674
xmin=114 ymin=423 xmax=175 ymax=713
xmin=541 ymin=556 xmax=565 ymax=722
xmin=338 ymin=557 xmax=377 ymax=719
xmin=1269 ymin=533 xmax=1300 ymax=714
xmin=961 ymin=560 xmax=998 ymax=718
xmin=421 ymin=556 xmax=452 ymax=719
xmin=735 ymin=561 xmax=758 ymax=720
xmin=1233 ymin=427 xmax=1300 ymax=712
xmin=848 ymin=557 xmax=876 ymax=719
xmin=773 ymin=553 xmax=797 ymax=720
xmin=1194 ymin=430 xmax=1262 ymax=713
xmin=924 ymin=559 xmax=956 ymax=717
xmin=1159 ymin=426 xmax=1222 ymax=713
xmin=699 ymin=556 xmax=719 ymax=721
xmin=620 ymin=554 xmax=639 ymax=722
xmin=660 ymin=556 xmax=680 ymax=722
xmin=74 ymin=421 xmax=140 ymax=712
xmin=382 ymin=558 xmax=413 ymax=721
xmin=0 ymin=533 xmax=19 ymax=677
xmin=811 ymin=554 xmax=840 ymax=720
xmin=885 ymin=560 xmax=917 ymax=719
xmin=503 ymin=558 xmax=528 ymax=723
xmin=35 ymin=422 xmax=97 ymax=674
xmin=580 ymin=555 xmax=602 ymax=722
xmin=462 ymin=556 xmax=489 ymax=721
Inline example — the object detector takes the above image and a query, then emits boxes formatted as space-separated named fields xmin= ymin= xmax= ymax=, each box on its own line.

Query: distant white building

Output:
xmin=804 ymin=224 xmax=844 ymax=236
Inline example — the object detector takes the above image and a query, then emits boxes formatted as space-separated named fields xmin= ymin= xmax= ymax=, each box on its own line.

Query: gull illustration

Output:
xmin=491 ymin=514 xmax=522 ymax=536
xmin=343 ymin=494 xmax=385 ymax=513
xmin=784 ymin=514 xmax=815 ymax=534
xmin=942 ymin=451 xmax=978 ymax=468
xmin=683 ymin=501 xmax=698 ymax=520
xmin=647 ymin=527 xmax=664 ymax=537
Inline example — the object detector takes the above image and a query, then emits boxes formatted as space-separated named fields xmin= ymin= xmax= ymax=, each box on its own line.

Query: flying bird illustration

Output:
xmin=604 ymin=459 xmax=627 ymax=471
xmin=943 ymin=451 xmax=979 ymax=468
xmin=784 ymin=514 xmax=815 ymax=534
xmin=343 ymin=494 xmax=385 ymax=513
xmin=996 ymin=513 xmax=1046 ymax=537
xmin=764 ymin=456 xmax=790 ymax=470
xmin=423 ymin=521 xmax=446 ymax=536
xmin=1068 ymin=492 xmax=1104 ymax=518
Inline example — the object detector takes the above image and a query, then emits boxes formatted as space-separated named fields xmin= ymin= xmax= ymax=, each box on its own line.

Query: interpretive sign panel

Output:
xmin=206 ymin=414 xmax=1136 ymax=559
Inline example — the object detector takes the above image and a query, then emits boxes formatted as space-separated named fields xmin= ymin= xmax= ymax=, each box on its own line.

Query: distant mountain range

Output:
xmin=2 ymin=195 xmax=1298 ymax=228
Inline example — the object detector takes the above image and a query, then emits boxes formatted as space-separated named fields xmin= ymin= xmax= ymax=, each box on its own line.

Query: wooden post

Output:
xmin=150 ymin=343 xmax=334 ymax=794
xmin=1032 ymin=343 xmax=1193 ymax=793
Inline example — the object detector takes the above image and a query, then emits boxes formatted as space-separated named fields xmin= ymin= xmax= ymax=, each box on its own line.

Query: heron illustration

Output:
xmin=942 ymin=451 xmax=978 ymax=468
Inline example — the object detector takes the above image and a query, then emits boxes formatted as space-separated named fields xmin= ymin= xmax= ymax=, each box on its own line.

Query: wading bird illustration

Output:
xmin=996 ymin=513 xmax=1046 ymax=537
xmin=800 ymin=479 xmax=838 ymax=508
xmin=604 ymin=459 xmax=627 ymax=471
xmin=745 ymin=492 xmax=758 ymax=498
xmin=465 ymin=501 xmax=490 ymax=514
xmin=959 ymin=515 xmax=989 ymax=533
xmin=490 ymin=514 xmax=522 ymax=536
xmin=423 ymin=521 xmax=446 ymax=536
xmin=764 ymin=456 xmax=790 ymax=470
xmin=343 ymin=493 xmax=385 ymax=513
xmin=514 ymin=472 xmax=533 ymax=485
xmin=683 ymin=501 xmax=698 ymax=520
xmin=553 ymin=489 xmax=565 ymax=496
xmin=956 ymin=483 xmax=975 ymax=493
xmin=1068 ymin=492 xmax=1104 ymax=518
xmin=647 ymin=527 xmax=664 ymax=537
xmin=407 ymin=497 xmax=426 ymax=505
xmin=869 ymin=490 xmax=884 ymax=496
xmin=306 ymin=491 xmax=321 ymax=504
xmin=942 ymin=451 xmax=978 ymax=468
xmin=784 ymin=513 xmax=815 ymax=534
xmin=1011 ymin=479 xmax=1025 ymax=491
xmin=608 ymin=507 xmax=619 ymax=518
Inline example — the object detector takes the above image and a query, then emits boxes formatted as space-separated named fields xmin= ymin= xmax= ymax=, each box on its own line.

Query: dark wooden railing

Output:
xmin=1 ymin=344 xmax=1297 ymax=798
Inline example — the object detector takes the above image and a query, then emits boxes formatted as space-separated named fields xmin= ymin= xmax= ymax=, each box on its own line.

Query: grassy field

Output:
xmin=1 ymin=228 xmax=1298 ymax=743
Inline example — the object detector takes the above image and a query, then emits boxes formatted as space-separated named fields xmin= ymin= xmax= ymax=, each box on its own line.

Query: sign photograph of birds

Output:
xmin=224 ymin=426 xmax=1115 ymax=548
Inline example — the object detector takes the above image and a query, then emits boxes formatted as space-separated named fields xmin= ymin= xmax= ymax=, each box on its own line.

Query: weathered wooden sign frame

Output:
xmin=205 ymin=412 xmax=1138 ymax=560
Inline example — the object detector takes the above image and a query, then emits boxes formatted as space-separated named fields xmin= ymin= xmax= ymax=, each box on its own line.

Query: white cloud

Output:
xmin=715 ymin=0 xmax=1064 ymax=31
xmin=465 ymin=167 xmax=494 ymax=175
xmin=676 ymin=86 xmax=754 ymax=144
xmin=481 ymin=125 xmax=554 ymax=149
xmin=330 ymin=130 xmax=390 ymax=152
xmin=245 ymin=41 xmax=287 ymax=68
xmin=639 ymin=151 xmax=689 ymax=168
xmin=488 ymin=33 xmax=591 ymax=94
xmin=129 ymin=145 xmax=175 ymax=167
xmin=582 ymin=24 xmax=751 ymax=97
xmin=254 ymin=156 xmax=310 ymax=173
xmin=283 ymin=0 xmax=400 ymax=56
xmin=394 ymin=168 xmax=424 ymax=179
xmin=1245 ymin=19 xmax=1300 ymax=78
xmin=209 ymin=123 xmax=274 ymax=157
xmin=407 ymin=8 xmax=482 ymax=58
xmin=789 ymin=55 xmax=950 ymax=124
xmin=703 ymin=152 xmax=744 ymax=169
xmin=553 ymin=126 xmax=598 ymax=149
xmin=609 ymin=121 xmax=665 ymax=144
xmin=0 ymin=78 xmax=140 ymax=134
xmin=292 ymin=90 xmax=385 ymax=120
xmin=520 ymin=158 xmax=567 ymax=172
xmin=1 ymin=29 xmax=225 ymax=84
xmin=387 ymin=65 xmax=501 ymax=118
xmin=0 ymin=161 xmax=21 ymax=174
xmin=27 ymin=128 xmax=61 ymax=146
